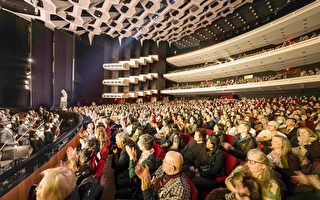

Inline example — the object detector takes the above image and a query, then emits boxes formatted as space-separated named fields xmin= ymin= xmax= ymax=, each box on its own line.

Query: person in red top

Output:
xmin=94 ymin=126 xmax=110 ymax=178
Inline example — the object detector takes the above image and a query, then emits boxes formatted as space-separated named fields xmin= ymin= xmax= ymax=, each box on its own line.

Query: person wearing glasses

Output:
xmin=135 ymin=151 xmax=191 ymax=200
xmin=225 ymin=149 xmax=281 ymax=200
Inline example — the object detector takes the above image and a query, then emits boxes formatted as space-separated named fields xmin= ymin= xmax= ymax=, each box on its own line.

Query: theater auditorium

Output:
xmin=0 ymin=0 xmax=320 ymax=199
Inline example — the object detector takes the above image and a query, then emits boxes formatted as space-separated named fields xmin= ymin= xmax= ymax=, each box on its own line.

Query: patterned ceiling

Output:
xmin=3 ymin=0 xmax=254 ymax=44
xmin=1 ymin=0 xmax=314 ymax=48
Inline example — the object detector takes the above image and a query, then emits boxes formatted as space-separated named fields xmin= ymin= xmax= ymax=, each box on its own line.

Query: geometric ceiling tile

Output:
xmin=3 ymin=0 xmax=310 ymax=46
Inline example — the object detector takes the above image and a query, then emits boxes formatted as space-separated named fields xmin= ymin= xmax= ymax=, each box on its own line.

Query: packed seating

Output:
xmin=168 ymin=30 xmax=320 ymax=74
xmin=168 ymin=67 xmax=320 ymax=90
xmin=0 ymin=107 xmax=63 ymax=174
xmin=32 ymin=95 xmax=320 ymax=199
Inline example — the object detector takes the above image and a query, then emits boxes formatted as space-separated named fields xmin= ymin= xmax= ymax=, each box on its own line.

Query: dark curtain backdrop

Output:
xmin=31 ymin=20 xmax=53 ymax=108
xmin=0 ymin=11 xmax=29 ymax=107
xmin=74 ymin=36 xmax=104 ymax=104
xmin=53 ymin=29 xmax=74 ymax=107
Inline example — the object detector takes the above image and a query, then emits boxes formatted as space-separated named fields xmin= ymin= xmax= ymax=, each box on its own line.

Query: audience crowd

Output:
xmin=0 ymin=107 xmax=62 ymax=163
xmin=168 ymin=30 xmax=320 ymax=74
xmin=168 ymin=67 xmax=320 ymax=90
xmin=34 ymin=95 xmax=320 ymax=200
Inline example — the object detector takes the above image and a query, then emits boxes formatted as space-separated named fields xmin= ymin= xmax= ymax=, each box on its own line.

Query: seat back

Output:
xmin=28 ymin=184 xmax=38 ymax=200
xmin=152 ymin=143 xmax=165 ymax=159
xmin=14 ymin=146 xmax=30 ymax=159
xmin=180 ymin=133 xmax=194 ymax=145
xmin=182 ymin=173 xmax=198 ymax=200
xmin=223 ymin=134 xmax=234 ymax=144
xmin=224 ymin=152 xmax=238 ymax=176
xmin=204 ymin=129 xmax=212 ymax=136
xmin=1 ymin=147 xmax=15 ymax=161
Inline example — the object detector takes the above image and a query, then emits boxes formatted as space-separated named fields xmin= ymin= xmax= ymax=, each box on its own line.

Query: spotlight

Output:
xmin=28 ymin=58 xmax=33 ymax=63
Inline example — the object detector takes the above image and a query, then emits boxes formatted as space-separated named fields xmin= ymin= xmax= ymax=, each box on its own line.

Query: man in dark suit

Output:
xmin=0 ymin=121 xmax=17 ymax=147
xmin=284 ymin=118 xmax=299 ymax=147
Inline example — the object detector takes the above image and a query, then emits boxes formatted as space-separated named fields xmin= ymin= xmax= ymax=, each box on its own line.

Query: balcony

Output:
xmin=103 ymin=63 xmax=130 ymax=70
xmin=102 ymin=93 xmax=129 ymax=98
xmin=161 ymin=75 xmax=320 ymax=95
xmin=164 ymin=36 xmax=320 ymax=82
xmin=102 ymin=79 xmax=130 ymax=86
xmin=166 ymin=1 xmax=320 ymax=67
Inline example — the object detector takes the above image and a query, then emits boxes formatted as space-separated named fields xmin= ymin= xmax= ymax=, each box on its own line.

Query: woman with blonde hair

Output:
xmin=36 ymin=167 xmax=78 ymax=200
xmin=95 ymin=126 xmax=110 ymax=153
xmin=267 ymin=135 xmax=300 ymax=170
xmin=292 ymin=127 xmax=320 ymax=173
xmin=268 ymin=135 xmax=300 ymax=195
xmin=94 ymin=126 xmax=110 ymax=178
xmin=226 ymin=149 xmax=281 ymax=200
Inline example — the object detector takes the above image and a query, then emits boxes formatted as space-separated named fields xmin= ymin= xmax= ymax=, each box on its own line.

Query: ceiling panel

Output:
xmin=167 ymin=0 xmax=320 ymax=66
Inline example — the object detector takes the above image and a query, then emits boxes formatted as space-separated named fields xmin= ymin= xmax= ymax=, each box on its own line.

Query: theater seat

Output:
xmin=180 ymin=133 xmax=194 ymax=145
xmin=215 ymin=152 xmax=237 ymax=183
xmin=182 ymin=173 xmax=198 ymax=200
xmin=152 ymin=143 xmax=165 ymax=159
xmin=223 ymin=134 xmax=234 ymax=144
xmin=205 ymin=129 xmax=213 ymax=135
xmin=258 ymin=143 xmax=265 ymax=150
xmin=0 ymin=160 xmax=13 ymax=174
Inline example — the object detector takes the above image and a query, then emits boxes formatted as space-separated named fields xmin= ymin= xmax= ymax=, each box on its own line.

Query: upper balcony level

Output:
xmin=102 ymin=73 xmax=159 ymax=86
xmin=102 ymin=90 xmax=158 ymax=99
xmin=103 ymin=63 xmax=130 ymax=71
xmin=161 ymin=74 xmax=320 ymax=95
xmin=166 ymin=0 xmax=320 ymax=67
xmin=103 ymin=55 xmax=159 ymax=70
xmin=164 ymin=35 xmax=320 ymax=82
xmin=102 ymin=79 xmax=130 ymax=86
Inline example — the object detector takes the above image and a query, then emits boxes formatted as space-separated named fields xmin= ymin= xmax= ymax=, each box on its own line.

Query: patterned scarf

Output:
xmin=138 ymin=148 xmax=154 ymax=164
